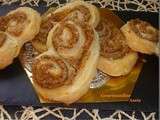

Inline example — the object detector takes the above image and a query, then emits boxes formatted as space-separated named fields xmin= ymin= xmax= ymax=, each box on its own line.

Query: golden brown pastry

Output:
xmin=31 ymin=7 xmax=57 ymax=53
xmin=96 ymin=18 xmax=138 ymax=76
xmin=5 ymin=7 xmax=41 ymax=47
xmin=32 ymin=0 xmax=100 ymax=53
xmin=0 ymin=32 xmax=19 ymax=69
xmin=121 ymin=19 xmax=159 ymax=54
xmin=32 ymin=21 xmax=100 ymax=104
xmin=53 ymin=1 xmax=100 ymax=28
xmin=0 ymin=7 xmax=41 ymax=69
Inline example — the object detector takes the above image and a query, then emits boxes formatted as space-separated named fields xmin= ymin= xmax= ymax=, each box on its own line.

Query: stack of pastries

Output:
xmin=0 ymin=1 xmax=159 ymax=104
xmin=31 ymin=1 xmax=100 ymax=104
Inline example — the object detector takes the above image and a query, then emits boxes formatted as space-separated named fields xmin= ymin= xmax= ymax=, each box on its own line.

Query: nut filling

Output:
xmin=32 ymin=55 xmax=76 ymax=89
xmin=129 ymin=19 xmax=159 ymax=43
xmin=96 ymin=18 xmax=130 ymax=60
xmin=32 ymin=5 xmax=93 ymax=52
xmin=0 ymin=12 xmax=29 ymax=36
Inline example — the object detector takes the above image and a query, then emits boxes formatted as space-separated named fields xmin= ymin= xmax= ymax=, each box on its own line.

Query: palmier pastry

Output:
xmin=0 ymin=7 xmax=41 ymax=69
xmin=96 ymin=18 xmax=138 ymax=76
xmin=121 ymin=19 xmax=159 ymax=54
xmin=0 ymin=32 xmax=19 ymax=69
xmin=32 ymin=0 xmax=100 ymax=53
xmin=32 ymin=21 xmax=100 ymax=104
xmin=5 ymin=7 xmax=41 ymax=47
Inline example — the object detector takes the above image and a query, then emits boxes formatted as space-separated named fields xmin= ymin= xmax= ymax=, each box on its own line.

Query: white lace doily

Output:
xmin=0 ymin=0 xmax=159 ymax=120
xmin=0 ymin=105 xmax=157 ymax=120
xmin=1 ymin=0 xmax=160 ymax=12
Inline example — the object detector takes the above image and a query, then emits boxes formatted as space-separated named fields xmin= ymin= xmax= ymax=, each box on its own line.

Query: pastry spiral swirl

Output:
xmin=121 ymin=19 xmax=159 ymax=54
xmin=96 ymin=18 xmax=130 ymax=60
xmin=53 ymin=1 xmax=100 ymax=28
xmin=47 ymin=21 xmax=95 ymax=67
xmin=6 ymin=7 xmax=41 ymax=46
xmin=32 ymin=54 xmax=76 ymax=89
xmin=0 ymin=7 xmax=41 ymax=69
xmin=32 ymin=0 xmax=100 ymax=52
xmin=96 ymin=17 xmax=138 ymax=76
xmin=32 ymin=20 xmax=100 ymax=104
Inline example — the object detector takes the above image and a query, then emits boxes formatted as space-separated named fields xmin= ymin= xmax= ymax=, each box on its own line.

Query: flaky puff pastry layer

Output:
xmin=32 ymin=0 xmax=100 ymax=53
xmin=53 ymin=0 xmax=100 ymax=28
xmin=32 ymin=21 xmax=100 ymax=104
xmin=6 ymin=7 xmax=41 ymax=47
xmin=98 ymin=52 xmax=138 ymax=76
xmin=0 ymin=32 xmax=19 ymax=69
xmin=96 ymin=18 xmax=138 ymax=76
xmin=0 ymin=7 xmax=41 ymax=69
xmin=121 ymin=19 xmax=159 ymax=55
